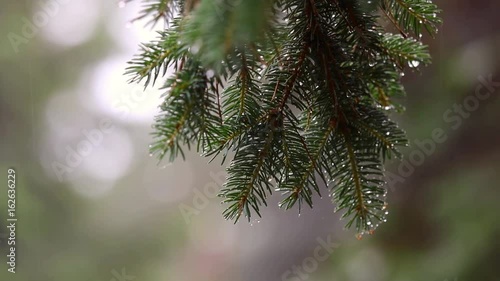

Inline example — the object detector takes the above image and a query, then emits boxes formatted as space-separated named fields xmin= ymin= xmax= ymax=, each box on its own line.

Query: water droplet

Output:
xmin=409 ymin=60 xmax=420 ymax=68
xmin=190 ymin=40 xmax=202 ymax=54
xmin=206 ymin=69 xmax=215 ymax=78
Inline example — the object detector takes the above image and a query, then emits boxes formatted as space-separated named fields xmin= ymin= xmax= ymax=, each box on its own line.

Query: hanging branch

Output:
xmin=125 ymin=0 xmax=441 ymax=237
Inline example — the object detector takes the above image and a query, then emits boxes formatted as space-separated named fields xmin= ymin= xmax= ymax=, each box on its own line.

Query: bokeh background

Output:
xmin=1 ymin=1 xmax=499 ymax=281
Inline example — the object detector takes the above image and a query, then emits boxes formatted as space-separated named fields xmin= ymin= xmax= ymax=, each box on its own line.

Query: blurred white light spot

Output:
xmin=41 ymin=106 xmax=134 ymax=192
xmin=45 ymin=90 xmax=93 ymax=137
xmin=80 ymin=128 xmax=134 ymax=182
xmin=106 ymin=0 xmax=166 ymax=53
xmin=206 ymin=69 xmax=215 ymax=78
xmin=458 ymin=40 xmax=496 ymax=84
xmin=84 ymin=56 xmax=164 ymax=123
xmin=40 ymin=0 xmax=100 ymax=48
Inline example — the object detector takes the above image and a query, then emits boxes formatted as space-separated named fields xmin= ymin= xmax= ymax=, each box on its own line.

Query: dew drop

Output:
xmin=206 ymin=69 xmax=215 ymax=78
xmin=409 ymin=60 xmax=420 ymax=68
xmin=190 ymin=40 xmax=202 ymax=54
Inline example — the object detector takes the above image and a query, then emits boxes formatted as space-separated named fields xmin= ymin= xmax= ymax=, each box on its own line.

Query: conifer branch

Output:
xmin=126 ymin=0 xmax=442 ymax=236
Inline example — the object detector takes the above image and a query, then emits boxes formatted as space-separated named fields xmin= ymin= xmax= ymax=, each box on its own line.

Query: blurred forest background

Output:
xmin=0 ymin=1 xmax=499 ymax=281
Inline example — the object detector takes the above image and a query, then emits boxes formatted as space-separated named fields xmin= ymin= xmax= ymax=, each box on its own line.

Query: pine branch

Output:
xmin=220 ymin=113 xmax=281 ymax=221
xmin=328 ymin=110 xmax=388 ymax=234
xmin=126 ymin=0 xmax=178 ymax=27
xmin=354 ymin=104 xmax=408 ymax=160
xmin=150 ymin=59 xmax=222 ymax=160
xmin=381 ymin=0 xmax=442 ymax=37
xmin=381 ymin=33 xmax=431 ymax=69
xmin=125 ymin=0 xmax=442 ymax=236
xmin=125 ymin=20 xmax=187 ymax=86
xmin=278 ymin=119 xmax=335 ymax=210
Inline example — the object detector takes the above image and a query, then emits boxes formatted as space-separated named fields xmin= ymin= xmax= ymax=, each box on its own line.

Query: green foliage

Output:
xmin=126 ymin=0 xmax=441 ymax=237
xmin=125 ymin=0 xmax=178 ymax=27
xmin=380 ymin=0 xmax=441 ymax=37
